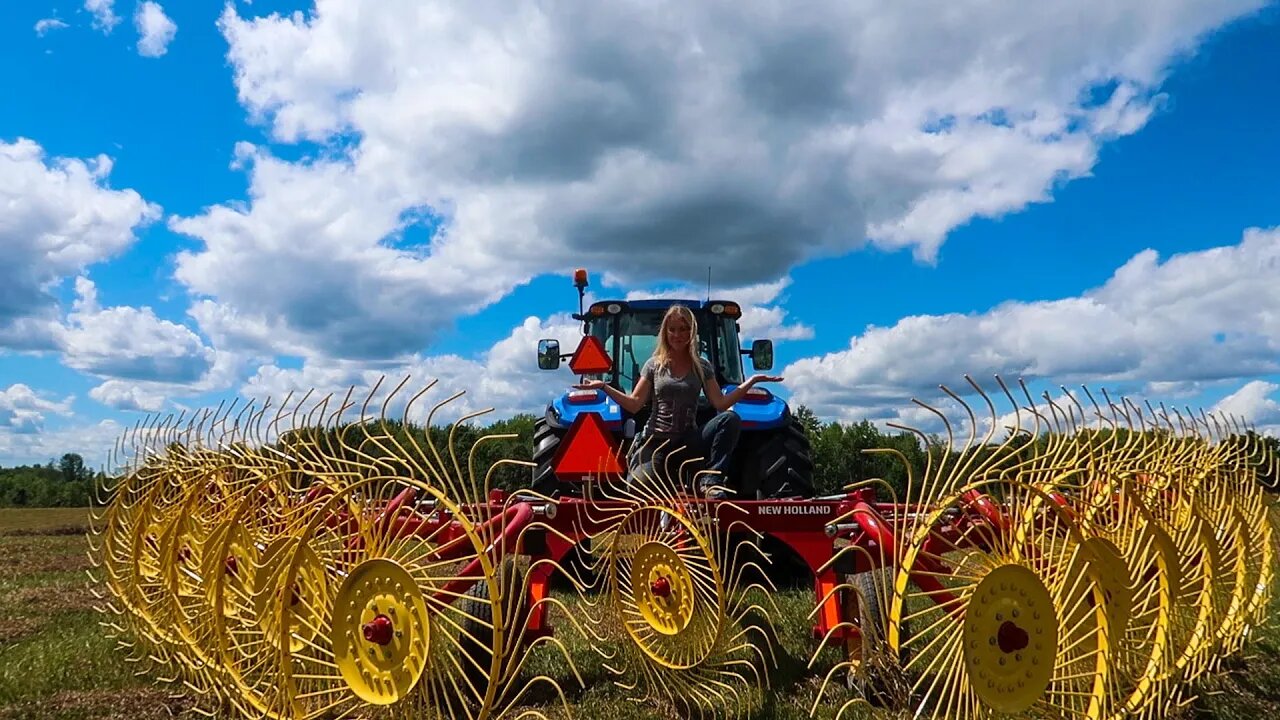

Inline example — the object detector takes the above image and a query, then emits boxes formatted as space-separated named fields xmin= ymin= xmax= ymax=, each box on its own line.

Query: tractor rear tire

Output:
xmin=742 ymin=417 xmax=814 ymax=498
xmin=531 ymin=419 xmax=565 ymax=495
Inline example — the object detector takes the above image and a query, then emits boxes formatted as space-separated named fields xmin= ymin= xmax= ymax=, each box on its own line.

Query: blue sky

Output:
xmin=2 ymin=1 xmax=1279 ymax=466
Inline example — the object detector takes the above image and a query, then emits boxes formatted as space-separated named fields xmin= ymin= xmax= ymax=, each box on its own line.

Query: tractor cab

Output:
xmin=531 ymin=270 xmax=812 ymax=499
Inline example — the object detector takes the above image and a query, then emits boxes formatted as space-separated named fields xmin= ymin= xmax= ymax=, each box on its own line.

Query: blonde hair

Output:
xmin=653 ymin=305 xmax=705 ymax=383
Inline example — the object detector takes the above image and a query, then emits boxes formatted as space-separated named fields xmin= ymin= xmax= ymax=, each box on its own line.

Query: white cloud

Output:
xmin=1212 ymin=380 xmax=1280 ymax=437
xmin=87 ymin=381 xmax=168 ymax=413
xmin=622 ymin=276 xmax=813 ymax=342
xmin=0 ymin=385 xmax=74 ymax=436
xmin=239 ymin=313 xmax=582 ymax=428
xmin=170 ymin=0 xmax=1264 ymax=366
xmin=34 ymin=18 xmax=69 ymax=36
xmin=0 ymin=418 xmax=127 ymax=468
xmin=0 ymin=139 xmax=160 ymax=352
xmin=84 ymin=0 xmax=119 ymax=33
xmin=785 ymin=228 xmax=1280 ymax=424
xmin=134 ymin=2 xmax=177 ymax=58
xmin=56 ymin=277 xmax=215 ymax=385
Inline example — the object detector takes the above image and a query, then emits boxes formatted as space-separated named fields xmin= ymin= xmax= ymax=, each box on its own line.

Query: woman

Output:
xmin=574 ymin=305 xmax=783 ymax=498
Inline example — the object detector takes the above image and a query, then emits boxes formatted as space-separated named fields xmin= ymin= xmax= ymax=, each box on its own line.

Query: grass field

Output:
xmin=1 ymin=507 xmax=1278 ymax=719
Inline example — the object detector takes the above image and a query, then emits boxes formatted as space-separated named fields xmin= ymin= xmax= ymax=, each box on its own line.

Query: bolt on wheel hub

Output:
xmin=962 ymin=564 xmax=1057 ymax=714
xmin=331 ymin=558 xmax=431 ymax=705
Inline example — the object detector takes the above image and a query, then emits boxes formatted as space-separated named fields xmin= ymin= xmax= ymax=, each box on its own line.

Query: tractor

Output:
xmin=531 ymin=269 xmax=815 ymax=499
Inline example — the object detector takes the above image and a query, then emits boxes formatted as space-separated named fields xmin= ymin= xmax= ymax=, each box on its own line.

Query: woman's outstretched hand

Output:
xmin=746 ymin=374 xmax=784 ymax=386
xmin=574 ymin=379 xmax=608 ymax=391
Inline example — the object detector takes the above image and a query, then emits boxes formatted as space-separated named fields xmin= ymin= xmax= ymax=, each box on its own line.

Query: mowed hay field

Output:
xmin=2 ymin=508 xmax=1280 ymax=720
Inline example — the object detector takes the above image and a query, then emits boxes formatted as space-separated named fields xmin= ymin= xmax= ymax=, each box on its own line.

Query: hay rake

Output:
xmin=87 ymin=375 xmax=1278 ymax=719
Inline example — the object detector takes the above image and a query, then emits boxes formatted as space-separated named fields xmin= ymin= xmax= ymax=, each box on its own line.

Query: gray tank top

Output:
xmin=641 ymin=357 xmax=714 ymax=436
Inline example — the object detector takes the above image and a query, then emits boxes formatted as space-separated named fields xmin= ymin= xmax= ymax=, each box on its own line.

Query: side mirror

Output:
xmin=750 ymin=339 xmax=774 ymax=371
xmin=537 ymin=339 xmax=561 ymax=370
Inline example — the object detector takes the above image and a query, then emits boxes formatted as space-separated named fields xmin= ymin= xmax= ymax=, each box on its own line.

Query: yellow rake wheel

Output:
xmin=888 ymin=480 xmax=1112 ymax=720
xmin=208 ymin=473 xmax=322 ymax=719
xmin=594 ymin=495 xmax=775 ymax=717
xmin=275 ymin=476 xmax=504 ymax=720
xmin=611 ymin=512 xmax=720 ymax=667
xmin=1074 ymin=482 xmax=1178 ymax=718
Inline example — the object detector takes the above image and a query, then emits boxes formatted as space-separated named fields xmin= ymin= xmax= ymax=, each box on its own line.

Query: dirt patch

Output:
xmin=0 ymin=524 xmax=88 ymax=537
xmin=6 ymin=585 xmax=99 ymax=615
xmin=0 ymin=585 xmax=100 ymax=647
xmin=0 ymin=687 xmax=197 ymax=720
xmin=0 ymin=536 xmax=92 ymax=576
xmin=0 ymin=618 xmax=42 ymax=646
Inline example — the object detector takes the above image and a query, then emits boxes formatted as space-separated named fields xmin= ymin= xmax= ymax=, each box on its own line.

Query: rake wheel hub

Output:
xmin=331 ymin=558 xmax=431 ymax=705
xmin=651 ymin=576 xmax=672 ymax=598
xmin=362 ymin=614 xmax=394 ymax=646
xmin=962 ymin=564 xmax=1057 ymax=714
xmin=997 ymin=620 xmax=1029 ymax=653
xmin=632 ymin=542 xmax=695 ymax=636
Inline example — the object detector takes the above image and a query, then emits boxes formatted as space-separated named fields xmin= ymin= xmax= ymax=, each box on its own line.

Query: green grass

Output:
xmin=1 ymin=508 xmax=1278 ymax=719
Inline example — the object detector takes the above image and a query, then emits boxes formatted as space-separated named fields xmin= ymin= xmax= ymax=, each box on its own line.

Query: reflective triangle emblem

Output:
xmin=568 ymin=335 xmax=612 ymax=375
xmin=552 ymin=412 xmax=624 ymax=479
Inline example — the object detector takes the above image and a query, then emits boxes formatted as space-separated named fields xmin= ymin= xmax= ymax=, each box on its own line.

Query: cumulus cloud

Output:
xmin=0 ymin=417 xmax=126 ymax=468
xmin=786 ymin=228 xmax=1280 ymax=424
xmin=239 ymin=314 xmax=582 ymax=427
xmin=0 ymin=385 xmax=73 ymax=435
xmin=56 ymin=277 xmax=214 ymax=384
xmin=0 ymin=139 xmax=160 ymax=351
xmin=84 ymin=0 xmax=119 ymax=33
xmin=623 ymin=277 xmax=812 ymax=342
xmin=134 ymin=2 xmax=177 ymax=58
xmin=1212 ymin=380 xmax=1280 ymax=436
xmin=170 ymin=0 xmax=1263 ymax=364
xmin=87 ymin=381 xmax=168 ymax=413
xmin=34 ymin=18 xmax=69 ymax=36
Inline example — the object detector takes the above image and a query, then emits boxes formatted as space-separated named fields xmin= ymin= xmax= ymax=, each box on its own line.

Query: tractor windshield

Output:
xmin=586 ymin=311 xmax=745 ymax=393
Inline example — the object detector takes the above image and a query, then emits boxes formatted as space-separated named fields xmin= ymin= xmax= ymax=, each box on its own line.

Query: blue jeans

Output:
xmin=631 ymin=411 xmax=742 ymax=491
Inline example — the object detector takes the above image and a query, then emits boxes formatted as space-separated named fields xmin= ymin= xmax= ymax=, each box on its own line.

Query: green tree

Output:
xmin=59 ymin=453 xmax=88 ymax=483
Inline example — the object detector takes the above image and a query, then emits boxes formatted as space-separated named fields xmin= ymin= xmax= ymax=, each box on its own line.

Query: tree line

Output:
xmin=3 ymin=408 xmax=1276 ymax=507
xmin=0 ymin=453 xmax=101 ymax=507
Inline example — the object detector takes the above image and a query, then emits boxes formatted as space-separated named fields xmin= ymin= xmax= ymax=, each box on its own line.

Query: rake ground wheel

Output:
xmin=887 ymin=480 xmax=1112 ymax=720
xmin=273 ymin=476 xmax=505 ymax=720
xmin=841 ymin=567 xmax=906 ymax=708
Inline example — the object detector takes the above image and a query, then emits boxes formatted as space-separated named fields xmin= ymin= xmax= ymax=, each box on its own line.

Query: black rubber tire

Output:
xmin=530 ymin=418 xmax=565 ymax=494
xmin=741 ymin=417 xmax=815 ymax=498
xmin=846 ymin=568 xmax=906 ymax=706
xmin=458 ymin=559 xmax=528 ymax=707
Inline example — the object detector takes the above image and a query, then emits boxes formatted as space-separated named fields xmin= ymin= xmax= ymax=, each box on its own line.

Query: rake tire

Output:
xmin=459 ymin=558 xmax=529 ymax=704
xmin=846 ymin=568 xmax=903 ymax=706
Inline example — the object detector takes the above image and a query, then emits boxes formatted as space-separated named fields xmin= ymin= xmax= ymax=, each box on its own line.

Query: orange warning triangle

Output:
xmin=568 ymin=335 xmax=612 ymax=375
xmin=553 ymin=412 xmax=624 ymax=479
